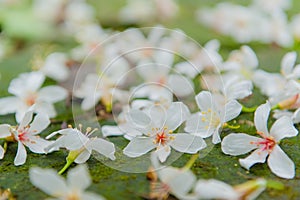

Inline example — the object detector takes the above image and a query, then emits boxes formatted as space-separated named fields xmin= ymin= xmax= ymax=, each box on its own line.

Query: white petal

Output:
xmin=0 ymin=97 xmax=20 ymax=115
xmin=268 ymin=145 xmax=295 ymax=179
xmin=81 ymin=192 xmax=105 ymax=200
xmin=170 ymin=134 xmax=206 ymax=153
xmin=292 ymin=108 xmax=300 ymax=123
xmin=159 ymin=167 xmax=196 ymax=198
xmin=194 ymin=179 xmax=238 ymax=200
xmin=89 ymin=138 xmax=116 ymax=160
xmin=184 ymin=113 xmax=214 ymax=138
xmin=239 ymin=149 xmax=268 ymax=170
xmin=37 ymin=86 xmax=68 ymax=103
xmin=148 ymin=103 xmax=167 ymax=128
xmin=0 ymin=124 xmax=12 ymax=138
xmin=226 ymin=80 xmax=253 ymax=100
xmin=126 ymin=109 xmax=151 ymax=129
xmin=224 ymin=100 xmax=242 ymax=122
xmin=123 ymin=137 xmax=156 ymax=157
xmin=270 ymin=116 xmax=298 ymax=141
xmin=155 ymin=145 xmax=171 ymax=163
xmin=281 ymin=52 xmax=296 ymax=76
xmin=0 ymin=145 xmax=4 ymax=159
xmin=14 ymin=142 xmax=27 ymax=166
xmin=241 ymin=45 xmax=258 ymax=69
xmin=165 ymin=102 xmax=190 ymax=131
xmin=195 ymin=91 xmax=212 ymax=111
xmin=81 ymin=93 xmax=101 ymax=111
xmin=254 ymin=102 xmax=270 ymax=135
xmin=32 ymin=101 xmax=56 ymax=118
xmin=101 ymin=125 xmax=124 ymax=137
xmin=68 ymin=164 xmax=91 ymax=191
xmin=167 ymin=74 xmax=194 ymax=97
xmin=15 ymin=105 xmax=30 ymax=123
xmin=74 ymin=149 xmax=91 ymax=164
xmin=212 ymin=128 xmax=222 ymax=144
xmin=19 ymin=111 xmax=33 ymax=128
xmin=25 ymin=136 xmax=53 ymax=154
xmin=8 ymin=72 xmax=45 ymax=97
xmin=222 ymin=133 xmax=261 ymax=156
xmin=29 ymin=113 xmax=50 ymax=134
xmin=29 ymin=167 xmax=68 ymax=196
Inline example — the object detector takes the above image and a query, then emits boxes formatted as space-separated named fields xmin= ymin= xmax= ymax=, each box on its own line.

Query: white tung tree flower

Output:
xmin=123 ymin=102 xmax=206 ymax=162
xmin=45 ymin=125 xmax=116 ymax=164
xmin=30 ymin=164 xmax=105 ymax=200
xmin=222 ymin=102 xmax=298 ymax=179
xmin=0 ymin=111 xmax=52 ymax=166
xmin=0 ymin=71 xmax=68 ymax=122
xmin=185 ymin=91 xmax=242 ymax=144
xmin=194 ymin=178 xmax=267 ymax=200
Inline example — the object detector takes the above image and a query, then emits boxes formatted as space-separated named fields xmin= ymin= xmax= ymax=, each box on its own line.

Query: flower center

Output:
xmin=252 ymin=132 xmax=276 ymax=153
xmin=25 ymin=94 xmax=37 ymax=106
xmin=202 ymin=109 xmax=220 ymax=129
xmin=155 ymin=131 xmax=168 ymax=146
xmin=18 ymin=130 xmax=29 ymax=142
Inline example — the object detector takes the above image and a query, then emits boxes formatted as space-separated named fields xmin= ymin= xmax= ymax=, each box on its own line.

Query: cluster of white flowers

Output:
xmin=0 ymin=0 xmax=299 ymax=199
xmin=197 ymin=0 xmax=300 ymax=47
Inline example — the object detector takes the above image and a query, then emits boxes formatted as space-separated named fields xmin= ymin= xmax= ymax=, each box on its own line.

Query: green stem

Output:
xmin=58 ymin=159 xmax=73 ymax=175
xmin=242 ymin=105 xmax=258 ymax=113
xmin=3 ymin=142 xmax=8 ymax=153
xmin=183 ymin=154 xmax=199 ymax=170
xmin=223 ymin=123 xmax=240 ymax=129
xmin=271 ymin=104 xmax=280 ymax=111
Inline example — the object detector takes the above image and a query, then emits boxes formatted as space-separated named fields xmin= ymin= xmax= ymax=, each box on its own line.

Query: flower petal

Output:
xmin=270 ymin=116 xmax=298 ymax=141
xmin=37 ymin=86 xmax=68 ymax=103
xmin=222 ymin=133 xmax=261 ymax=156
xmin=224 ymin=100 xmax=242 ymax=122
xmin=225 ymin=80 xmax=253 ymax=101
xmin=19 ymin=111 xmax=34 ymax=129
xmin=195 ymin=91 xmax=212 ymax=111
xmin=0 ymin=124 xmax=12 ymax=138
xmin=67 ymin=164 xmax=91 ymax=191
xmin=14 ymin=142 xmax=27 ymax=166
xmin=170 ymin=134 xmax=206 ymax=154
xmin=159 ymin=167 xmax=196 ymax=198
xmin=254 ymin=102 xmax=270 ymax=135
xmin=167 ymin=74 xmax=194 ymax=97
xmin=81 ymin=192 xmax=106 ymax=200
xmin=155 ymin=145 xmax=171 ymax=163
xmin=74 ymin=149 xmax=91 ymax=164
xmin=268 ymin=145 xmax=295 ymax=179
xmin=194 ymin=179 xmax=238 ymax=200
xmin=0 ymin=97 xmax=20 ymax=115
xmin=165 ymin=102 xmax=190 ymax=131
xmin=239 ymin=149 xmax=268 ymax=170
xmin=281 ymin=51 xmax=296 ymax=76
xmin=29 ymin=113 xmax=50 ymax=134
xmin=29 ymin=167 xmax=68 ymax=196
xmin=123 ymin=137 xmax=156 ymax=157
xmin=126 ymin=109 xmax=151 ymax=130
xmin=101 ymin=125 xmax=124 ymax=137
xmin=8 ymin=72 xmax=45 ymax=97
xmin=0 ymin=145 xmax=4 ymax=159
xmin=31 ymin=101 xmax=57 ymax=118
xmin=25 ymin=136 xmax=53 ymax=154
xmin=184 ymin=113 xmax=214 ymax=138
xmin=89 ymin=138 xmax=116 ymax=160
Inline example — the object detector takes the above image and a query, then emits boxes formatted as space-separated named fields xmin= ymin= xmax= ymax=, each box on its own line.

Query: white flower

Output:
xmin=0 ymin=111 xmax=52 ymax=166
xmin=148 ymin=153 xmax=197 ymax=200
xmin=291 ymin=14 xmax=300 ymax=41
xmin=194 ymin=178 xmax=266 ymax=200
xmin=123 ymin=102 xmax=206 ymax=162
xmin=29 ymin=164 xmax=105 ymax=200
xmin=0 ymin=71 xmax=68 ymax=122
xmin=185 ymin=91 xmax=242 ymax=144
xmin=222 ymin=102 xmax=298 ymax=179
xmin=45 ymin=126 xmax=116 ymax=163
xmin=39 ymin=52 xmax=70 ymax=82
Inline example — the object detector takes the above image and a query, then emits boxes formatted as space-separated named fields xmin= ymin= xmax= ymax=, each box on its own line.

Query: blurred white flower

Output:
xmin=123 ymin=102 xmax=206 ymax=162
xmin=185 ymin=91 xmax=242 ymax=144
xmin=222 ymin=102 xmax=298 ymax=179
xmin=0 ymin=111 xmax=52 ymax=166
xmin=30 ymin=164 xmax=105 ymax=200
xmin=195 ymin=178 xmax=266 ymax=200
xmin=0 ymin=71 xmax=68 ymax=122
xmin=290 ymin=14 xmax=300 ymax=42
xmin=119 ymin=0 xmax=178 ymax=24
xmin=39 ymin=52 xmax=70 ymax=82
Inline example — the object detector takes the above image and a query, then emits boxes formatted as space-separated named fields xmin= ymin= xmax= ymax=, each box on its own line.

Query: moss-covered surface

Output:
xmin=0 ymin=0 xmax=300 ymax=199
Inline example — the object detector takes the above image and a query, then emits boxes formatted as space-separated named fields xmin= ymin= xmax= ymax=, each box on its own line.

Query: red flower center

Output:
xmin=155 ymin=131 xmax=168 ymax=146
